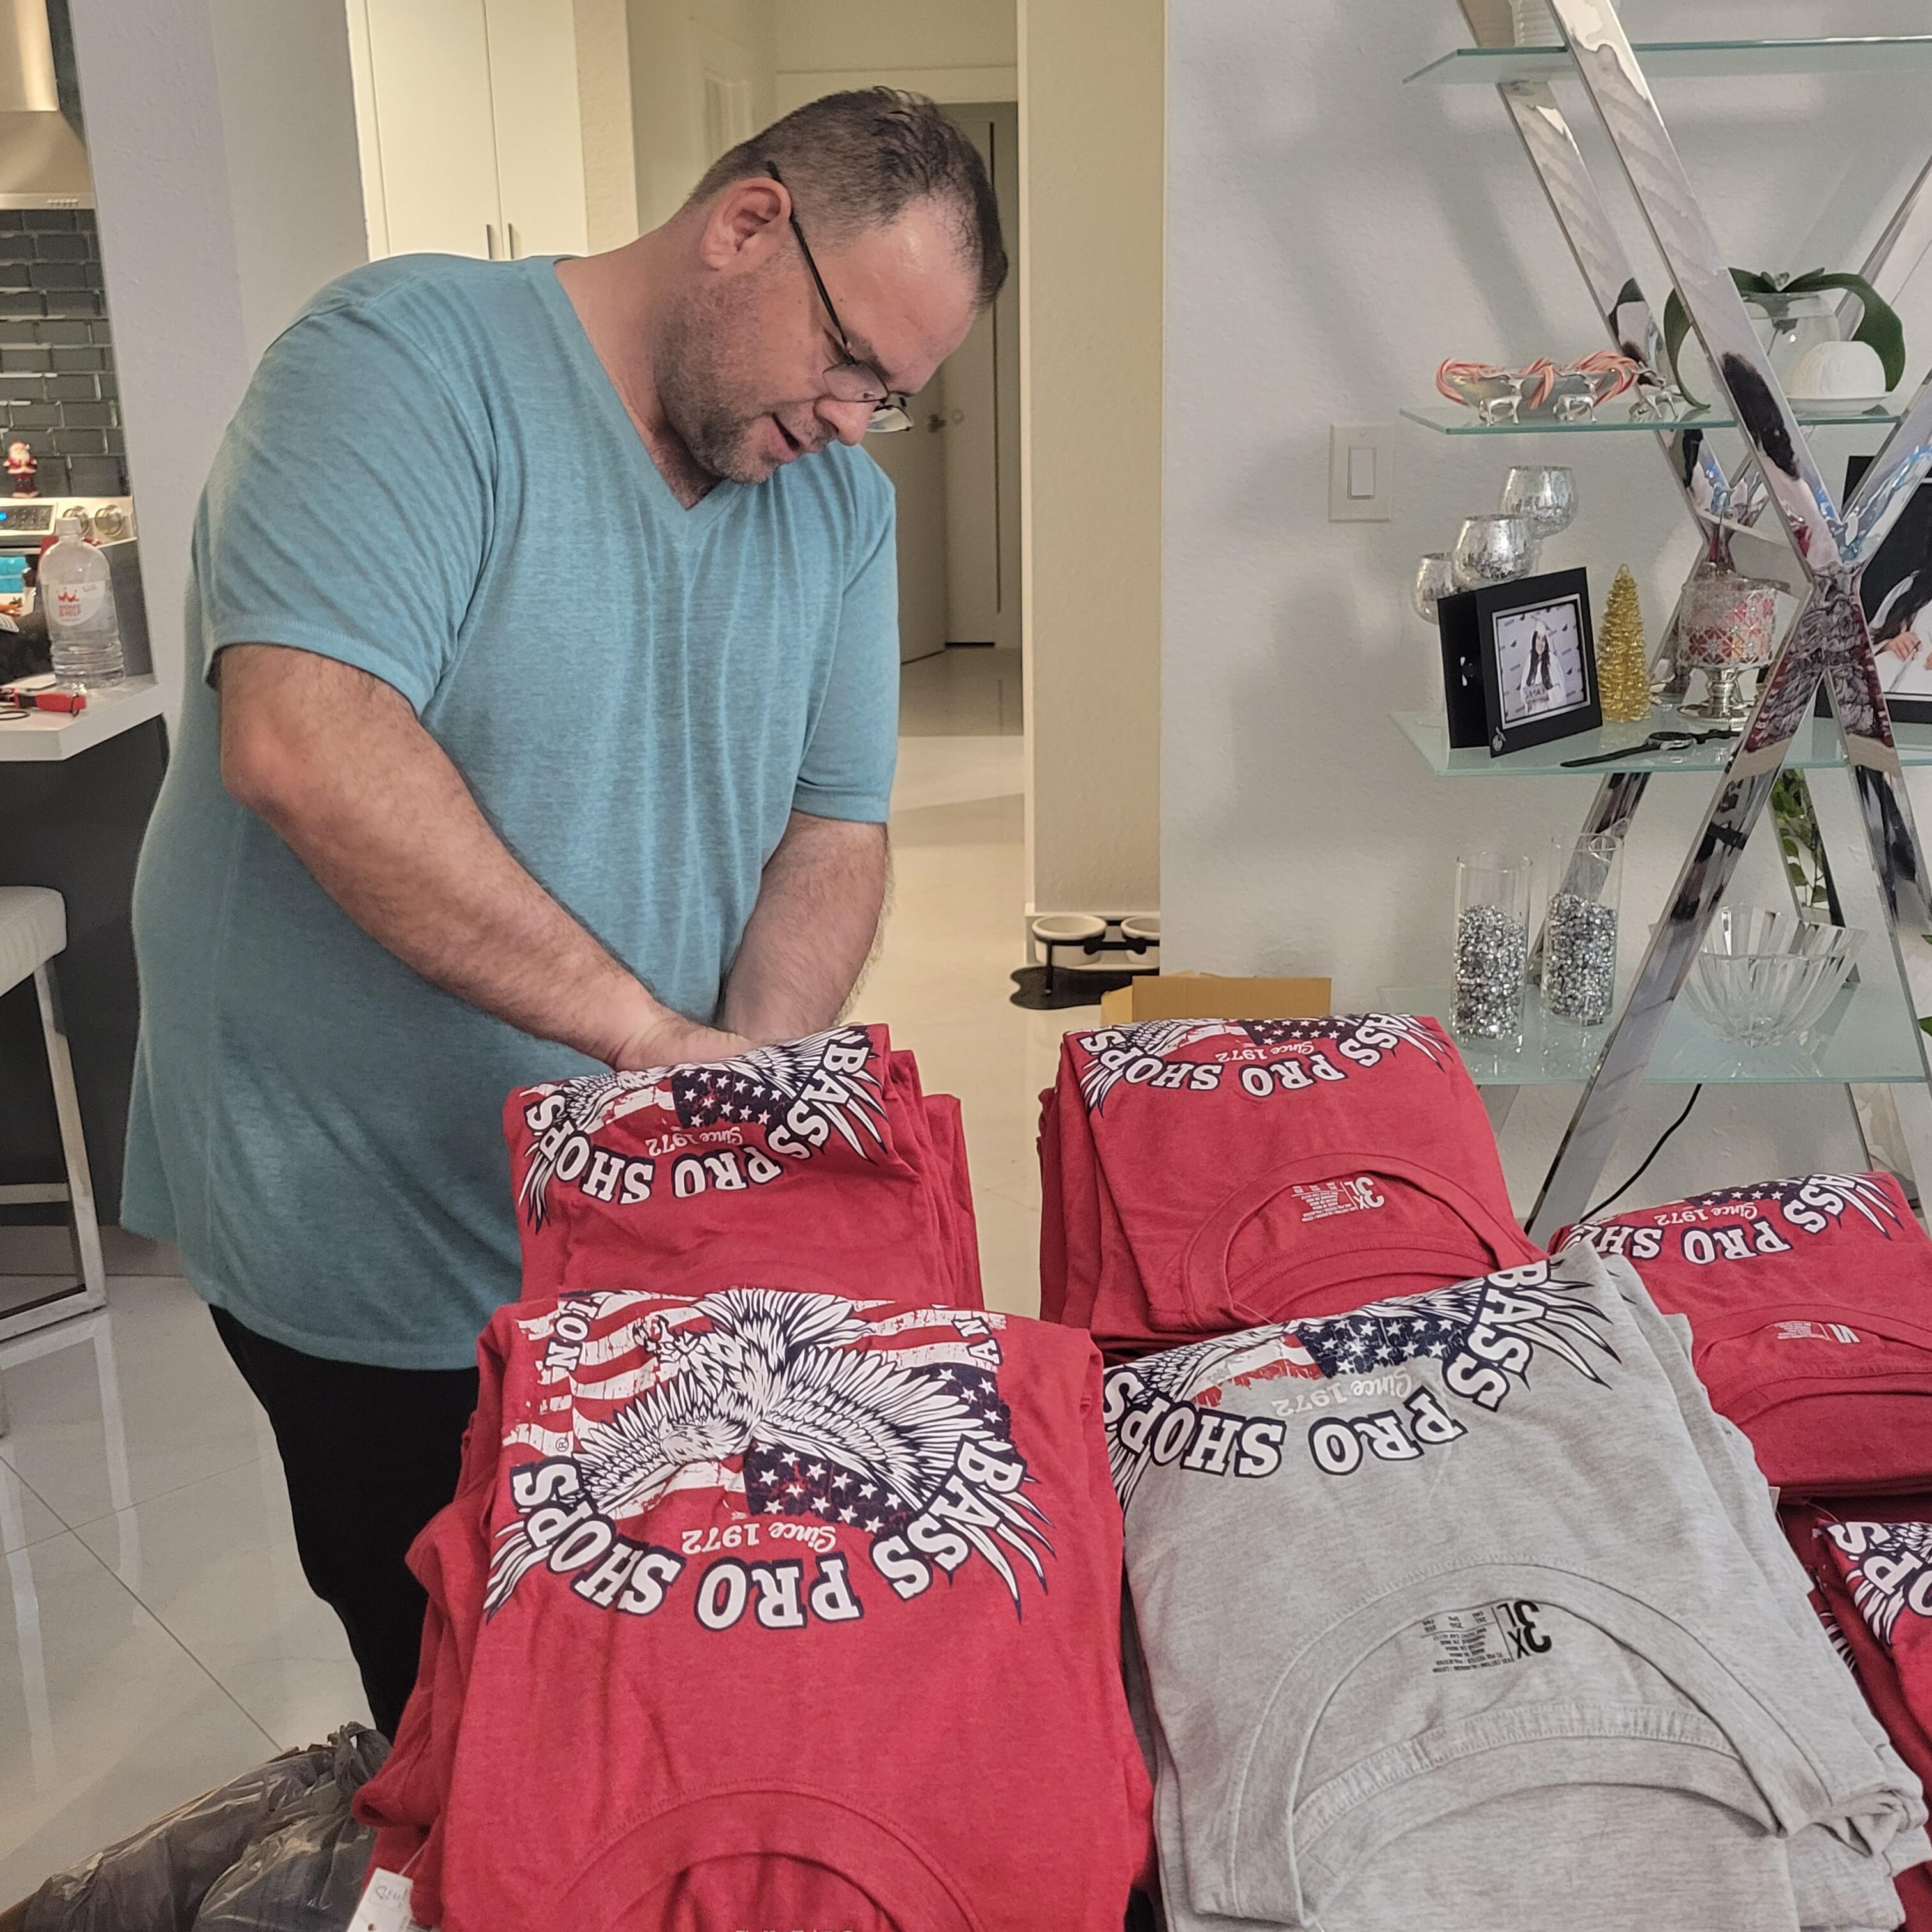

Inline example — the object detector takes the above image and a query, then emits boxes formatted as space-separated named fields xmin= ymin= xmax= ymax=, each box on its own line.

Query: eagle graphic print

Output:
xmin=486 ymin=1287 xmax=1052 ymax=1632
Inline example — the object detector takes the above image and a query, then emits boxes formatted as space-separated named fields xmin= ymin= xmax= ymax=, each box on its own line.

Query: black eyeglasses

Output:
xmin=765 ymin=160 xmax=912 ymax=434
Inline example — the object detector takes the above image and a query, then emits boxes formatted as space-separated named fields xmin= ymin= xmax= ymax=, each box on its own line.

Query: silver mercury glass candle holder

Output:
xmin=1413 ymin=552 xmax=1459 ymax=622
xmin=1452 ymin=514 xmax=1538 ymax=592
xmin=1499 ymin=465 xmax=1577 ymax=540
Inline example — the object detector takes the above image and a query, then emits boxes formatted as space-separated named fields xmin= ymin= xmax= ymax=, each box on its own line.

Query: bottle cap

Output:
xmin=54 ymin=512 xmax=84 ymax=536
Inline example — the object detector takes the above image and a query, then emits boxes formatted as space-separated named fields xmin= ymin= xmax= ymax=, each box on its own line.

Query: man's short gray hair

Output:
xmin=686 ymin=89 xmax=1007 ymax=309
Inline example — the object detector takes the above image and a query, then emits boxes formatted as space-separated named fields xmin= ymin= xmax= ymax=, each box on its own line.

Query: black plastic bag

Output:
xmin=191 ymin=1728 xmax=388 ymax=1931
xmin=21 ymin=1726 xmax=388 ymax=1932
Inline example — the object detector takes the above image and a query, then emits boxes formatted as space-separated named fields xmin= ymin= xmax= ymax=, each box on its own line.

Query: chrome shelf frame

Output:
xmin=1430 ymin=1 xmax=1932 ymax=1240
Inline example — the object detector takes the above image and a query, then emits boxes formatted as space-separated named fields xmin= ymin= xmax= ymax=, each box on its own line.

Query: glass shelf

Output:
xmin=1391 ymin=708 xmax=1932 ymax=779
xmin=1406 ymin=38 xmax=1932 ymax=87
xmin=1381 ymin=977 xmax=1927 ymax=1087
xmin=1400 ymin=401 xmax=1904 ymax=437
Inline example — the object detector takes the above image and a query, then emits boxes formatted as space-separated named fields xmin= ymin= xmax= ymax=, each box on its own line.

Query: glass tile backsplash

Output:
xmin=0 ymin=207 xmax=125 ymax=499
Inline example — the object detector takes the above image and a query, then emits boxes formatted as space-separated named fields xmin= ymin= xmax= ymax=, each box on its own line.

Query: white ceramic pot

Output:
xmin=1788 ymin=337 xmax=1887 ymax=402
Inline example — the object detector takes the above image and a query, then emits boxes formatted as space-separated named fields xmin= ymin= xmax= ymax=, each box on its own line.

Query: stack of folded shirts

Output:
xmin=1108 ymin=1245 xmax=1929 ymax=1931
xmin=1039 ymin=1013 xmax=1538 ymax=1357
xmin=1561 ymin=1173 xmax=1932 ymax=1929
xmin=505 ymin=1023 xmax=981 ymax=1308
xmin=1783 ymin=1499 xmax=1932 ymax=1928
xmin=355 ymin=1278 xmax=1151 ymax=1930
xmin=1556 ymin=1172 xmax=1932 ymax=1493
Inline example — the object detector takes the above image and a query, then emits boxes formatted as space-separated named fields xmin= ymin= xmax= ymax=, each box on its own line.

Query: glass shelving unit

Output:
xmin=1397 ymin=5 xmax=1932 ymax=1239
xmin=1406 ymin=38 xmax=1932 ymax=87
xmin=1390 ymin=709 xmax=1932 ymax=780
xmin=1400 ymin=401 xmax=1905 ymax=437
xmin=1381 ymin=980 xmax=1926 ymax=1088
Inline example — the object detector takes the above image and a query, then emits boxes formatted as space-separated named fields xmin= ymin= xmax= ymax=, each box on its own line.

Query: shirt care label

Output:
xmin=351 ymin=1869 xmax=429 ymax=1932
xmin=1774 ymin=1320 xmax=1860 ymax=1344
xmin=1291 ymin=1176 xmax=1386 ymax=1223
xmin=1422 ymin=1599 xmax=1551 ymax=1674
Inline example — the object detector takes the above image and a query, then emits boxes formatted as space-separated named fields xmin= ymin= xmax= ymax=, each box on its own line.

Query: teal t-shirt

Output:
xmin=123 ymin=256 xmax=899 ymax=1368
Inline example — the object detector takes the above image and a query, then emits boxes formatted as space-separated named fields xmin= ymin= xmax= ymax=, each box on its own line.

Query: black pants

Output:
xmin=212 ymin=1306 xmax=479 ymax=1740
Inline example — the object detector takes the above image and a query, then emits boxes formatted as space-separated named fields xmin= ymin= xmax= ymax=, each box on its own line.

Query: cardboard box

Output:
xmin=1098 ymin=973 xmax=1331 ymax=1024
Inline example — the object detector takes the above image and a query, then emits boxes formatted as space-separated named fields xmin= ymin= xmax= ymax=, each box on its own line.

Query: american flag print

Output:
xmin=743 ymin=1367 xmax=1011 ymax=1538
xmin=1106 ymin=1265 xmax=1617 ymax=1506
xmin=517 ymin=1027 xmax=888 ymax=1223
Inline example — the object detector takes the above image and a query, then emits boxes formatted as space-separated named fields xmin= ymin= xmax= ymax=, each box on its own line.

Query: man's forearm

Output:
xmin=219 ymin=645 xmax=740 ymax=1070
xmin=721 ymin=811 xmax=889 ymax=1044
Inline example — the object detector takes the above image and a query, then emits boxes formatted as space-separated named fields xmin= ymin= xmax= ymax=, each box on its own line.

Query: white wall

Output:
xmin=627 ymin=0 xmax=776 ymax=230
xmin=1162 ymin=0 xmax=1932 ymax=1207
xmin=773 ymin=0 xmax=1015 ymax=111
xmin=70 ymin=0 xmax=367 ymax=728
xmin=1021 ymin=0 xmax=1163 ymax=917
xmin=209 ymin=2 xmax=369 ymax=366
xmin=575 ymin=0 xmax=641 ymax=248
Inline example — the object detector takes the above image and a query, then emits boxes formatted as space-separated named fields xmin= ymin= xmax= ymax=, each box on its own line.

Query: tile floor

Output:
xmin=0 ymin=645 xmax=1082 ymax=1903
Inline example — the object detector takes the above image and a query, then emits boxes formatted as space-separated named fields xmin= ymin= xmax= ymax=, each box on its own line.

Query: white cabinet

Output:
xmin=482 ymin=0 xmax=590 ymax=259
xmin=350 ymin=0 xmax=590 ymax=263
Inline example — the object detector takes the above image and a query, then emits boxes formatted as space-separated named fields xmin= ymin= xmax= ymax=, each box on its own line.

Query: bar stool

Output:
xmin=0 ymin=887 xmax=105 ymax=1433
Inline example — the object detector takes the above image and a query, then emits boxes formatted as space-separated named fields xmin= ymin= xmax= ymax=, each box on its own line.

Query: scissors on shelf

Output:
xmin=1561 ymin=726 xmax=1736 ymax=769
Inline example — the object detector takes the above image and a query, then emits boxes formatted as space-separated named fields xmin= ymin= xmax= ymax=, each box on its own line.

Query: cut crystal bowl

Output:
xmin=1680 ymin=908 xmax=1864 ymax=1047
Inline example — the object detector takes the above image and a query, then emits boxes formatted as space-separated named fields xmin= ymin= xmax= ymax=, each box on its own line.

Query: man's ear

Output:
xmin=697 ymin=177 xmax=789 ymax=274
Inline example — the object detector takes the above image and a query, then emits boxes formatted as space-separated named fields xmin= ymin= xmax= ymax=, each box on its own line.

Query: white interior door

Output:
xmin=940 ymin=103 xmax=1020 ymax=650
xmin=484 ymin=0 xmax=590 ymax=258
xmin=362 ymin=0 xmax=503 ymax=259
xmin=867 ymin=380 xmax=951 ymax=665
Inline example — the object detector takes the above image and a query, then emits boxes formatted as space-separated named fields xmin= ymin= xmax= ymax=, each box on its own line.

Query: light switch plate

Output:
xmin=1329 ymin=423 xmax=1394 ymax=522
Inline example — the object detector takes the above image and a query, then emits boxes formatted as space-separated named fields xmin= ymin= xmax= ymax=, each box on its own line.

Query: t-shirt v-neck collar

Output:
xmin=533 ymin=257 xmax=744 ymax=539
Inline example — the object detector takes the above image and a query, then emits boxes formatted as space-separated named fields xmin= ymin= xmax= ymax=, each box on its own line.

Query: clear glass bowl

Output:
xmin=1680 ymin=908 xmax=1864 ymax=1046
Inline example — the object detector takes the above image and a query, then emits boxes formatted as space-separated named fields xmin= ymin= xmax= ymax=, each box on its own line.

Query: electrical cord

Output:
xmin=1582 ymin=1084 xmax=1703 ymax=1222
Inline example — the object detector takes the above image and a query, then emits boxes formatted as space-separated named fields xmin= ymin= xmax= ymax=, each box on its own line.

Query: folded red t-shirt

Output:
xmin=357 ymin=1283 xmax=1150 ymax=1931
xmin=1560 ymin=1174 xmax=1932 ymax=1494
xmin=1046 ymin=1015 xmax=1536 ymax=1356
xmin=505 ymin=1025 xmax=975 ymax=1310
xmin=923 ymin=1092 xmax=984 ymax=1309
xmin=1800 ymin=1501 xmax=1932 ymax=1928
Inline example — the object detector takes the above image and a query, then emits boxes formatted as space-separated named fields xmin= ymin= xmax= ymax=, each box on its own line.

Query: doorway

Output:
xmin=866 ymin=102 xmax=1021 ymax=671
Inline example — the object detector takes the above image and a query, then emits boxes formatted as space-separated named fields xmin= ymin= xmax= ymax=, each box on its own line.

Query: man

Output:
xmin=123 ymin=90 xmax=1003 ymax=1736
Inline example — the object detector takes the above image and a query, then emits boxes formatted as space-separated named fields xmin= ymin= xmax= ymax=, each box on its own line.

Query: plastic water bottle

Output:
xmin=42 ymin=512 xmax=123 ymax=689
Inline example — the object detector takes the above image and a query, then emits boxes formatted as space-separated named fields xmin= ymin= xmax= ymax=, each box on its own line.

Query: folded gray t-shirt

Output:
xmin=1108 ymin=1247 xmax=1924 ymax=1930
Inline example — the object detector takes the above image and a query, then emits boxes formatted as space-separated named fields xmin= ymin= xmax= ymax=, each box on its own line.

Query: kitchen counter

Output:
xmin=0 ymin=674 xmax=164 ymax=760
xmin=0 ymin=710 xmax=166 ymax=1222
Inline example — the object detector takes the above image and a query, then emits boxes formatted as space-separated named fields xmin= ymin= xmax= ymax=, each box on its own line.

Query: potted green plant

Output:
xmin=1664 ymin=268 xmax=1905 ymax=406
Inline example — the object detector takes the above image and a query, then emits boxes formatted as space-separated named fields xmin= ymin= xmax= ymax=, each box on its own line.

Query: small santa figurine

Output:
xmin=6 ymin=440 xmax=38 ymax=496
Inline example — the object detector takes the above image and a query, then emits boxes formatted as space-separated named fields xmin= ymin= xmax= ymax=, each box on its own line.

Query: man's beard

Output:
xmin=654 ymin=282 xmax=789 ymax=486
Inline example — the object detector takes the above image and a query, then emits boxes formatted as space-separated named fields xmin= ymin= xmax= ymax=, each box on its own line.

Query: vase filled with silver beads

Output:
xmin=1543 ymin=832 xmax=1622 ymax=1027
xmin=1452 ymin=852 xmax=1531 ymax=1044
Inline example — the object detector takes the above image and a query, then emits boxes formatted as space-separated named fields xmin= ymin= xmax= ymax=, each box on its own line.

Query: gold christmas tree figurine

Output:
xmin=1597 ymin=565 xmax=1651 ymax=723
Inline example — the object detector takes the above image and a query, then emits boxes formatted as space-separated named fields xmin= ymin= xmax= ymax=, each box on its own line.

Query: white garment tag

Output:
xmin=350 ymin=1869 xmax=429 ymax=1932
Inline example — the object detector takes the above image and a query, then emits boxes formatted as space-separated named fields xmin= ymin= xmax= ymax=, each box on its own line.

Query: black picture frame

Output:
xmin=1437 ymin=567 xmax=1599 ymax=757
xmin=1848 ymin=453 xmax=1932 ymax=726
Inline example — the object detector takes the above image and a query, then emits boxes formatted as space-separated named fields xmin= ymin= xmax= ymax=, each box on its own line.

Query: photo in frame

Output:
xmin=1436 ymin=567 xmax=1600 ymax=756
xmin=1849 ymin=452 xmax=1932 ymax=725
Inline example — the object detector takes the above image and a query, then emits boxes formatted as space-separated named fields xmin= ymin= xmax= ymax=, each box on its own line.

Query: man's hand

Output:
xmin=219 ymin=644 xmax=696 ymax=1069
xmin=610 ymin=1013 xmax=751 ymax=1072
xmin=721 ymin=812 xmax=889 ymax=1045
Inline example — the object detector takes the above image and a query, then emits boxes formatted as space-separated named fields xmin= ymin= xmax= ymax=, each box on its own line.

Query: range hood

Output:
xmin=0 ymin=0 xmax=89 ymax=210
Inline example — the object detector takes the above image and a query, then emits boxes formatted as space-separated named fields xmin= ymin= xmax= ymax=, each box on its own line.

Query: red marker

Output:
xmin=0 ymin=685 xmax=86 ymax=714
